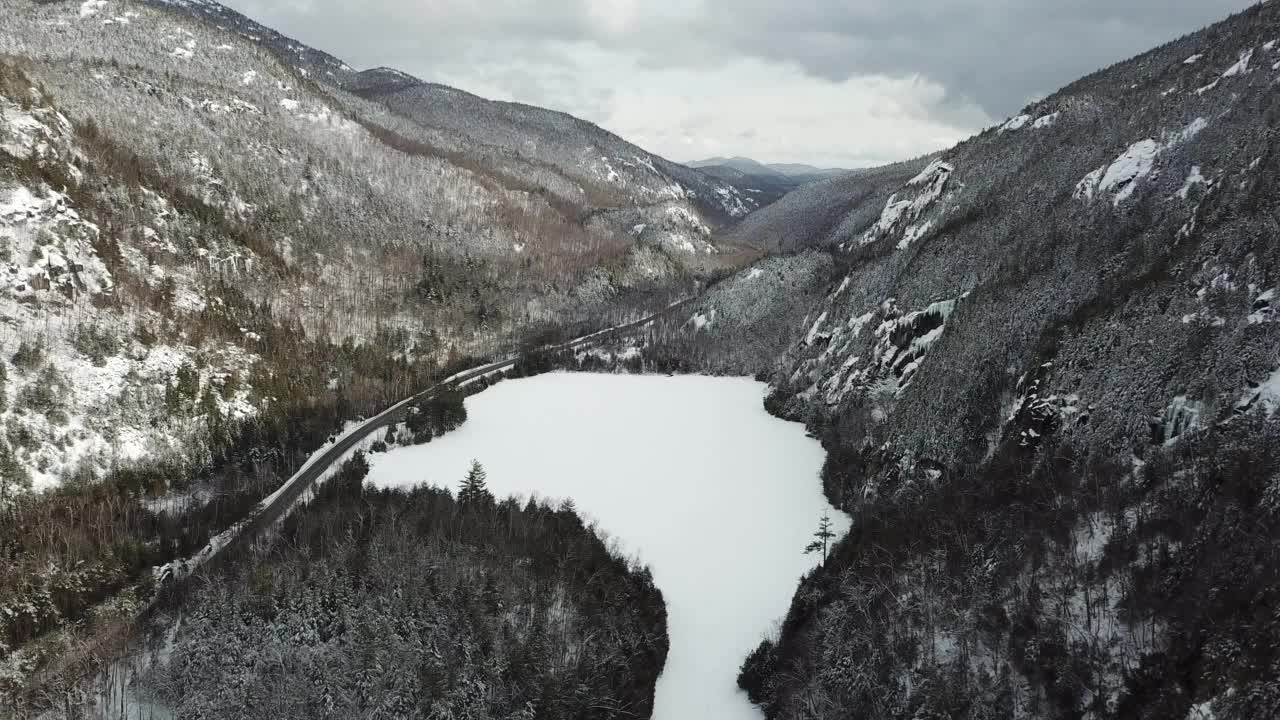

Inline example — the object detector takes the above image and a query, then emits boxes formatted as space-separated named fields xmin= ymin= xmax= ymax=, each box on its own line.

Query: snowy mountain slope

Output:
xmin=0 ymin=68 xmax=261 ymax=495
xmin=680 ymin=4 xmax=1280 ymax=719
xmin=141 ymin=0 xmax=761 ymax=245
xmin=692 ymin=162 xmax=814 ymax=208
xmin=722 ymin=156 xmax=934 ymax=254
xmin=0 ymin=1 xmax=705 ymax=699
xmin=766 ymin=162 xmax=849 ymax=179
xmin=690 ymin=156 xmax=848 ymax=183
xmin=143 ymin=0 xmax=357 ymax=84
xmin=352 ymin=79 xmax=757 ymax=225
xmin=1 ymin=0 xmax=703 ymax=356
xmin=688 ymin=156 xmax=788 ymax=177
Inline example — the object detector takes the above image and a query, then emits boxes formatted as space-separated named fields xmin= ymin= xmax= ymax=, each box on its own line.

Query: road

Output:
xmin=155 ymin=299 xmax=693 ymax=592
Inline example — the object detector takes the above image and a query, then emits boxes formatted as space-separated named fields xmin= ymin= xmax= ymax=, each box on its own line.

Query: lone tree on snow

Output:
xmin=804 ymin=512 xmax=837 ymax=563
xmin=459 ymin=460 xmax=494 ymax=506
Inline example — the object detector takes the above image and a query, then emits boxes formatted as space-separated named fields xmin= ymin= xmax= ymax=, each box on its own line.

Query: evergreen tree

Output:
xmin=458 ymin=460 xmax=493 ymax=506
xmin=804 ymin=512 xmax=836 ymax=563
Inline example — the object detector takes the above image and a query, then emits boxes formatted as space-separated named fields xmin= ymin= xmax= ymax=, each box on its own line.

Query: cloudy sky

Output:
xmin=224 ymin=0 xmax=1253 ymax=168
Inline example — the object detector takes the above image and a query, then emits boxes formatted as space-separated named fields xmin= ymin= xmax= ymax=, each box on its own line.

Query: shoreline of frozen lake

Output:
xmin=365 ymin=372 xmax=849 ymax=720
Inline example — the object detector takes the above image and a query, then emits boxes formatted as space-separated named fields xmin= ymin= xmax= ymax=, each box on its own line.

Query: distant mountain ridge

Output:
xmin=678 ymin=3 xmax=1280 ymax=719
xmin=685 ymin=156 xmax=852 ymax=208
xmin=688 ymin=156 xmax=850 ymax=179
xmin=145 ymin=0 xmax=764 ymax=232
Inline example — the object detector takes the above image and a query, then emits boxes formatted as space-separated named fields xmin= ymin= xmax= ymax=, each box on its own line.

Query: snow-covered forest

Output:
xmin=0 ymin=0 xmax=736 ymax=710
xmin=130 ymin=453 xmax=669 ymax=719
xmin=4 ymin=0 xmax=1280 ymax=718
xmin=656 ymin=3 xmax=1280 ymax=718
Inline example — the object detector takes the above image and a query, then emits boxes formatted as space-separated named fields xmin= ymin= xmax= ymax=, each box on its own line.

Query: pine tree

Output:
xmin=804 ymin=512 xmax=836 ymax=563
xmin=458 ymin=460 xmax=493 ymax=506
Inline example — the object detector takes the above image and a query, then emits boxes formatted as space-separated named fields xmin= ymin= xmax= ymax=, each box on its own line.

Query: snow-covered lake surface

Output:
xmin=366 ymin=372 xmax=849 ymax=720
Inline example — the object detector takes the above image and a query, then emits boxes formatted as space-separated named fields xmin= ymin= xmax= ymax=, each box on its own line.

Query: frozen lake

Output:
xmin=366 ymin=372 xmax=848 ymax=720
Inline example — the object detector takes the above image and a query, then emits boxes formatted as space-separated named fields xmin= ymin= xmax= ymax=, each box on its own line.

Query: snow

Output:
xmin=908 ymin=158 xmax=954 ymax=186
xmin=1187 ymin=699 xmax=1216 ymax=720
xmin=1079 ymin=120 xmax=1206 ymax=205
xmin=1196 ymin=80 xmax=1220 ymax=95
xmin=1183 ymin=53 xmax=1203 ymax=65
xmin=665 ymin=205 xmax=710 ymax=235
xmin=1177 ymin=165 xmax=1207 ymax=199
xmin=746 ymin=268 xmax=763 ymax=280
xmin=898 ymin=219 xmax=933 ymax=250
xmin=1074 ymin=166 xmax=1107 ymax=201
xmin=805 ymin=311 xmax=829 ymax=344
xmin=1160 ymin=395 xmax=1203 ymax=445
xmin=870 ymin=194 xmax=912 ymax=234
xmin=1178 ymin=117 xmax=1209 ymax=143
xmin=599 ymin=156 xmax=622 ymax=184
xmin=170 ymin=46 xmax=193 ymax=60
xmin=1099 ymin=139 xmax=1160 ymax=205
xmin=1032 ymin=112 xmax=1061 ymax=129
xmin=1222 ymin=48 xmax=1254 ymax=78
xmin=366 ymin=374 xmax=848 ymax=720
xmin=688 ymin=309 xmax=716 ymax=331
xmin=142 ymin=402 xmax=369 ymax=587
xmin=79 ymin=0 xmax=108 ymax=18
xmin=1266 ymin=40 xmax=1278 ymax=52
xmin=1239 ymin=366 xmax=1280 ymax=416
xmin=862 ymin=160 xmax=952 ymax=247
xmin=847 ymin=311 xmax=875 ymax=336
xmin=833 ymin=276 xmax=851 ymax=297
xmin=279 ymin=98 xmax=300 ymax=111
xmin=1000 ymin=114 xmax=1031 ymax=132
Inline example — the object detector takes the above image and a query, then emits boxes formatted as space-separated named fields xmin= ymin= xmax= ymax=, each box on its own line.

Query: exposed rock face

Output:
xmin=699 ymin=4 xmax=1280 ymax=718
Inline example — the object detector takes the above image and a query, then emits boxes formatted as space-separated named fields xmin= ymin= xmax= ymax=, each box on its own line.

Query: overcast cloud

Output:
xmin=223 ymin=0 xmax=1254 ymax=168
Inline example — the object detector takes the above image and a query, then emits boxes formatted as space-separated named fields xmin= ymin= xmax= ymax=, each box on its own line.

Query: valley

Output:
xmin=2 ymin=0 xmax=1279 ymax=719
xmin=363 ymin=373 xmax=849 ymax=720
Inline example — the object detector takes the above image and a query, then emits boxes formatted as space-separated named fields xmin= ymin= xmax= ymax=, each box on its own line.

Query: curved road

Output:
xmin=155 ymin=299 xmax=693 ymax=593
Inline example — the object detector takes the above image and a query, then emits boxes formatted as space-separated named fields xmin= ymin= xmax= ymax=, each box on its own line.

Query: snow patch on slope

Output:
xmin=1076 ymin=118 xmax=1208 ymax=206
xmin=859 ymin=160 xmax=953 ymax=249
xmin=999 ymin=114 xmax=1031 ymax=132
xmin=1222 ymin=48 xmax=1254 ymax=78
xmin=1236 ymin=365 xmax=1280 ymax=417
xmin=1033 ymin=112 xmax=1061 ymax=129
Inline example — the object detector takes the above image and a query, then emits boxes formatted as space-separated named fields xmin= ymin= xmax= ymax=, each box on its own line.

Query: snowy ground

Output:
xmin=366 ymin=372 xmax=849 ymax=720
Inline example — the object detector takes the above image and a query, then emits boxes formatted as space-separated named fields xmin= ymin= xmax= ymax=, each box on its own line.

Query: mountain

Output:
xmin=0 ymin=0 xmax=684 ymax=710
xmin=766 ymin=162 xmax=848 ymax=178
xmin=688 ymin=156 xmax=787 ymax=176
xmin=689 ymin=156 xmax=849 ymax=180
xmin=146 ymin=0 xmax=764 ymax=240
xmin=722 ymin=157 xmax=936 ymax=254
xmin=670 ymin=4 xmax=1280 ymax=718
xmin=6 ymin=0 xmax=1280 ymax=718
xmin=685 ymin=155 xmax=853 ymax=207
xmin=144 ymin=0 xmax=358 ymax=84
xmin=349 ymin=76 xmax=756 ymax=228
xmin=692 ymin=162 xmax=807 ymax=208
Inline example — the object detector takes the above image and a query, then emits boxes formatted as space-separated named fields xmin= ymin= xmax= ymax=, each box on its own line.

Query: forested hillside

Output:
xmin=146 ymin=0 xmax=764 ymax=255
xmin=6 ymin=0 xmax=1280 ymax=718
xmin=0 ymin=0 xmax=687 ymax=710
xmin=720 ymin=157 xmax=933 ymax=254
xmin=666 ymin=3 xmax=1280 ymax=718
xmin=130 ymin=455 xmax=668 ymax=719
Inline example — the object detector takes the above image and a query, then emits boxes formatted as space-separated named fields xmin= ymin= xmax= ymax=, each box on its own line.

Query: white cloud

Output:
xmin=431 ymin=44 xmax=987 ymax=167
xmin=222 ymin=0 xmax=1253 ymax=167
